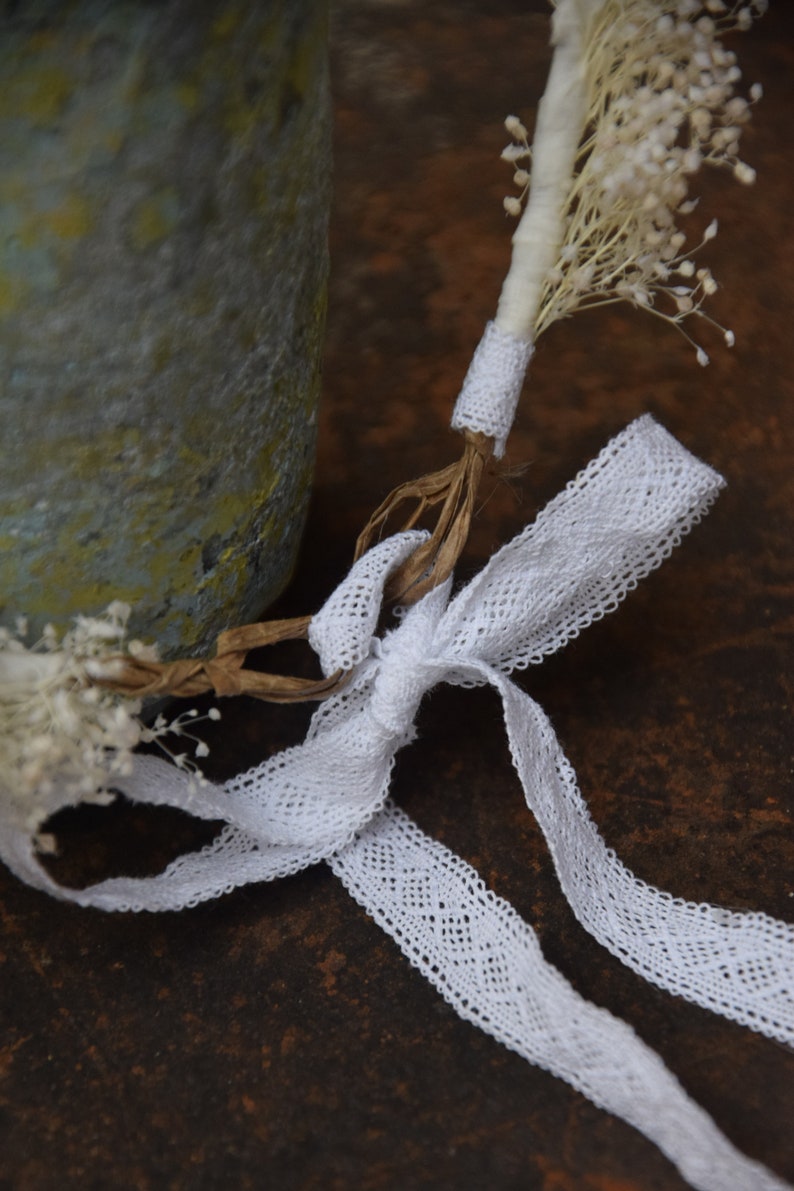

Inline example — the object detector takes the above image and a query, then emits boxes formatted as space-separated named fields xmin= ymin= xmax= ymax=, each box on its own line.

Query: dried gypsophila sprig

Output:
xmin=499 ymin=0 xmax=766 ymax=362
xmin=0 ymin=602 xmax=219 ymax=846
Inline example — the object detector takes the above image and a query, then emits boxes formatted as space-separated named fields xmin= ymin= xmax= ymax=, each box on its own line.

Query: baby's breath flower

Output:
xmin=501 ymin=114 xmax=532 ymax=210
xmin=139 ymin=706 xmax=221 ymax=788
xmin=733 ymin=160 xmax=756 ymax=184
xmin=504 ymin=114 xmax=529 ymax=140
xmin=501 ymin=0 xmax=763 ymax=360
xmin=0 ymin=606 xmax=142 ymax=833
xmin=0 ymin=607 xmax=218 ymax=838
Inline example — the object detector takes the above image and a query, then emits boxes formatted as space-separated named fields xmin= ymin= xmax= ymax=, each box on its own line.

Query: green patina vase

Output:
xmin=0 ymin=0 xmax=329 ymax=656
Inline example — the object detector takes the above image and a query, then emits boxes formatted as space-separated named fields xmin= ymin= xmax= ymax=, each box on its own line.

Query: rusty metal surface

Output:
xmin=1 ymin=3 xmax=793 ymax=1188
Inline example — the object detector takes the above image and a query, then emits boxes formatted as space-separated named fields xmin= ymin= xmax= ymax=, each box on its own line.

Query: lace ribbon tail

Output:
xmin=494 ymin=673 xmax=794 ymax=1048
xmin=330 ymin=804 xmax=791 ymax=1191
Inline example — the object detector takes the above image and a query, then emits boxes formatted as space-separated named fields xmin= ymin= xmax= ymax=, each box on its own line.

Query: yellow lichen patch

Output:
xmin=0 ymin=61 xmax=73 ymax=125
xmin=215 ymin=16 xmax=284 ymax=140
xmin=151 ymin=335 xmax=174 ymax=373
xmin=210 ymin=4 xmax=242 ymax=42
xmin=286 ymin=14 xmax=325 ymax=103
xmin=129 ymin=188 xmax=180 ymax=251
xmin=176 ymin=82 xmax=200 ymax=112
xmin=103 ymin=129 xmax=125 ymax=156
xmin=186 ymin=283 xmax=218 ymax=321
xmin=0 ymin=273 xmax=27 ymax=315
xmin=41 ymin=193 xmax=92 ymax=241
xmin=4 ymin=409 xmax=288 ymax=648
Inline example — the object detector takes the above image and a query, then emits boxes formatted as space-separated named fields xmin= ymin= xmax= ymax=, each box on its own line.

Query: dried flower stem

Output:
xmin=496 ymin=0 xmax=603 ymax=341
xmin=498 ymin=0 xmax=766 ymax=360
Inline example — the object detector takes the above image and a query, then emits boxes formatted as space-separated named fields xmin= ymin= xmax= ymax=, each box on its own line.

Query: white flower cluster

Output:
xmin=0 ymin=604 xmax=218 ymax=845
xmin=140 ymin=707 xmax=220 ymax=772
xmin=503 ymin=0 xmax=766 ymax=359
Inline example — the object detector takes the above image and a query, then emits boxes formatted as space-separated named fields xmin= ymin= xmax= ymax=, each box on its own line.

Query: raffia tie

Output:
xmin=4 ymin=417 xmax=792 ymax=1191
xmin=354 ymin=428 xmax=494 ymax=604
xmin=101 ymin=615 xmax=343 ymax=704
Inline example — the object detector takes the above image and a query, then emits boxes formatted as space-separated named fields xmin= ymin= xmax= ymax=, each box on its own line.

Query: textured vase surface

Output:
xmin=0 ymin=0 xmax=330 ymax=655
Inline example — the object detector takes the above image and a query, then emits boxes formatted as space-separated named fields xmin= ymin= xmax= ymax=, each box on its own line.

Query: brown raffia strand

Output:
xmin=354 ymin=429 xmax=495 ymax=604
xmin=96 ymin=429 xmax=496 ymax=705
xmin=96 ymin=616 xmax=345 ymax=704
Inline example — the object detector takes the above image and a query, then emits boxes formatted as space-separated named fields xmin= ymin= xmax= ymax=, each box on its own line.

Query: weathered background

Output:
xmin=2 ymin=2 xmax=792 ymax=1188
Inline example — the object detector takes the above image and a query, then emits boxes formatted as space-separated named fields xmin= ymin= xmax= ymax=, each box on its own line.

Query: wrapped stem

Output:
xmin=496 ymin=0 xmax=605 ymax=340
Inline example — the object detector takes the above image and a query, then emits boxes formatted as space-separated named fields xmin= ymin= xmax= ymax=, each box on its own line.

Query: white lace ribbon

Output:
xmin=332 ymin=806 xmax=787 ymax=1191
xmin=2 ymin=415 xmax=791 ymax=1190
xmin=450 ymin=320 xmax=534 ymax=456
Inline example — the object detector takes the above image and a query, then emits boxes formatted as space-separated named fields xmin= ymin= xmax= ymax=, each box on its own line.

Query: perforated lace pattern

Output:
xmin=496 ymin=673 xmax=794 ymax=1047
xmin=440 ymin=413 xmax=724 ymax=673
xmin=450 ymin=321 xmax=534 ymax=456
xmin=2 ymin=416 xmax=791 ymax=1191
xmin=331 ymin=806 xmax=789 ymax=1191
xmin=308 ymin=531 xmax=428 ymax=673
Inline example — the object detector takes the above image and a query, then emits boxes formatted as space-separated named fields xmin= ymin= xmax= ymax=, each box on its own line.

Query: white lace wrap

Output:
xmin=1 ymin=416 xmax=791 ymax=1191
xmin=450 ymin=320 xmax=534 ymax=455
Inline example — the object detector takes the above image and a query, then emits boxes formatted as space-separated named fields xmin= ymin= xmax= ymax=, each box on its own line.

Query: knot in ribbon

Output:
xmin=366 ymin=609 xmax=445 ymax=736
xmin=2 ymin=416 xmax=792 ymax=1191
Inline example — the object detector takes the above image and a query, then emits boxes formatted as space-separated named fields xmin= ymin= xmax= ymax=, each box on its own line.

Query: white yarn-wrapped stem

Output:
xmin=495 ymin=0 xmax=604 ymax=341
xmin=453 ymin=0 xmax=603 ymax=450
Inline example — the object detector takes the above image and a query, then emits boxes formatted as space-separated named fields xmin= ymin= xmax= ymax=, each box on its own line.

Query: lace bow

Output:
xmin=3 ymin=416 xmax=791 ymax=1191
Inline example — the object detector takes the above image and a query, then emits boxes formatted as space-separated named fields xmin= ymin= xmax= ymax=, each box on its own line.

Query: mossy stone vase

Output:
xmin=0 ymin=0 xmax=329 ymax=656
